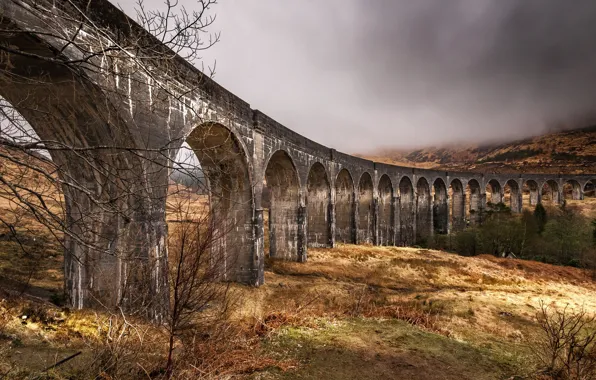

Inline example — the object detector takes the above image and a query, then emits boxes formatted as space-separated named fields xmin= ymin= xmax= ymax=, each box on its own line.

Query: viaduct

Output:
xmin=1 ymin=0 xmax=595 ymax=318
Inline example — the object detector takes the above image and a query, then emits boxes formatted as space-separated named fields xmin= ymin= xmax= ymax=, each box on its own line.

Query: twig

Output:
xmin=40 ymin=351 xmax=82 ymax=373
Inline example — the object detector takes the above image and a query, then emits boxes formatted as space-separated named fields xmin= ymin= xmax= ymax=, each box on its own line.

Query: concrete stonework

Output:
xmin=2 ymin=0 xmax=595 ymax=315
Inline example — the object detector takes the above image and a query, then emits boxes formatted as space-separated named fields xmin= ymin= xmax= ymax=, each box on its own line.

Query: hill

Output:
xmin=360 ymin=126 xmax=596 ymax=174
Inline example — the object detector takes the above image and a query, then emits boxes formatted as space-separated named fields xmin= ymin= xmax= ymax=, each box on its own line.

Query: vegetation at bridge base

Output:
xmin=428 ymin=202 xmax=596 ymax=271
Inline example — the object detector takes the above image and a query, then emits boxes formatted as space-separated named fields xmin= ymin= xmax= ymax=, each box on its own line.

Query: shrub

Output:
xmin=454 ymin=230 xmax=478 ymax=256
xmin=532 ymin=301 xmax=596 ymax=380
xmin=477 ymin=149 xmax=543 ymax=163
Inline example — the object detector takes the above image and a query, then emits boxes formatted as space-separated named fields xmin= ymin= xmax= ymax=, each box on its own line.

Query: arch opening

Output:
xmin=416 ymin=177 xmax=432 ymax=244
xmin=522 ymin=180 xmax=539 ymax=208
xmin=541 ymin=180 xmax=561 ymax=206
xmin=335 ymin=169 xmax=355 ymax=244
xmin=306 ymin=163 xmax=331 ymax=248
xmin=563 ymin=180 xmax=582 ymax=201
xmin=585 ymin=180 xmax=596 ymax=198
xmin=0 ymin=98 xmax=70 ymax=303
xmin=357 ymin=172 xmax=374 ymax=244
xmin=262 ymin=150 xmax=300 ymax=261
xmin=378 ymin=175 xmax=394 ymax=246
xmin=432 ymin=179 xmax=448 ymax=235
xmin=187 ymin=123 xmax=254 ymax=282
xmin=503 ymin=180 xmax=521 ymax=212
xmin=466 ymin=179 xmax=482 ymax=225
xmin=485 ymin=179 xmax=503 ymax=206
xmin=398 ymin=177 xmax=415 ymax=246
xmin=449 ymin=179 xmax=465 ymax=232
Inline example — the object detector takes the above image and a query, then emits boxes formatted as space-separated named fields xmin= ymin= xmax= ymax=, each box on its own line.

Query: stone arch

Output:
xmin=486 ymin=179 xmax=503 ymax=206
xmin=398 ymin=176 xmax=415 ymax=246
xmin=449 ymin=179 xmax=465 ymax=231
xmin=378 ymin=175 xmax=394 ymax=246
xmin=0 ymin=24 xmax=173 ymax=312
xmin=432 ymin=178 xmax=448 ymax=234
xmin=335 ymin=169 xmax=355 ymax=243
xmin=466 ymin=179 xmax=482 ymax=225
xmin=503 ymin=179 xmax=521 ymax=212
xmin=563 ymin=180 xmax=582 ymax=201
xmin=416 ymin=177 xmax=432 ymax=244
xmin=306 ymin=162 xmax=331 ymax=248
xmin=541 ymin=180 xmax=561 ymax=205
xmin=263 ymin=150 xmax=301 ymax=261
xmin=584 ymin=180 xmax=596 ymax=198
xmin=188 ymin=123 xmax=255 ymax=282
xmin=523 ymin=180 xmax=540 ymax=207
xmin=357 ymin=172 xmax=374 ymax=244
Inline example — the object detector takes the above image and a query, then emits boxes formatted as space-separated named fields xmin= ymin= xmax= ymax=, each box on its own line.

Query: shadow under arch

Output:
xmin=523 ymin=180 xmax=540 ymax=207
xmin=503 ymin=179 xmax=521 ymax=212
xmin=416 ymin=177 xmax=431 ymax=244
xmin=466 ymin=179 xmax=482 ymax=225
xmin=585 ymin=180 xmax=596 ymax=198
xmin=432 ymin=178 xmax=448 ymax=235
xmin=541 ymin=180 xmax=561 ymax=205
xmin=378 ymin=174 xmax=394 ymax=246
xmin=563 ymin=179 xmax=582 ymax=201
xmin=449 ymin=178 xmax=465 ymax=232
xmin=357 ymin=172 xmax=374 ymax=244
xmin=261 ymin=149 xmax=302 ymax=262
xmin=187 ymin=122 xmax=256 ymax=282
xmin=306 ymin=162 xmax=331 ymax=248
xmin=398 ymin=176 xmax=414 ymax=246
xmin=335 ymin=169 xmax=355 ymax=244
xmin=486 ymin=179 xmax=503 ymax=206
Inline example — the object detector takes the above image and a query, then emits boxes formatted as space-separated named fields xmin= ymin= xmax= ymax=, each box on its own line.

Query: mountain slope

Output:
xmin=360 ymin=126 xmax=596 ymax=174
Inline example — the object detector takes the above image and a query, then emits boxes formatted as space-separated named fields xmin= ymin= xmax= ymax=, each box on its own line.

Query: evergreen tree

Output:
xmin=534 ymin=203 xmax=547 ymax=234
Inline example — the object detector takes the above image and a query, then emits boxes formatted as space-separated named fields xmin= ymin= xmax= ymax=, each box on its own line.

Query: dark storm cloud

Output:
xmin=350 ymin=0 xmax=596 ymax=148
xmin=115 ymin=0 xmax=596 ymax=152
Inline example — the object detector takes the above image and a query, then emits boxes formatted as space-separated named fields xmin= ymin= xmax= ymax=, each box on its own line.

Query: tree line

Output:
xmin=429 ymin=201 xmax=596 ymax=270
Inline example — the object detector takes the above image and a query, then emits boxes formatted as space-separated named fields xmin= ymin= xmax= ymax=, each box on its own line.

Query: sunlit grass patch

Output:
xmin=261 ymin=317 xmax=528 ymax=380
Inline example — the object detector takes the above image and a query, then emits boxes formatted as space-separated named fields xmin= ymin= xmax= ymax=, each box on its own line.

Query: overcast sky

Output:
xmin=114 ymin=0 xmax=596 ymax=153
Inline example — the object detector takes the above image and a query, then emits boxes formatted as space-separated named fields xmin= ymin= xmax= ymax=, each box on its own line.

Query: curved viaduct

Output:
xmin=2 ymin=0 xmax=595 ymax=316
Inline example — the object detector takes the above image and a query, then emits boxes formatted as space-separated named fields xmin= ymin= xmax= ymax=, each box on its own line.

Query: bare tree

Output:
xmin=533 ymin=301 xmax=596 ymax=379
xmin=163 ymin=181 xmax=236 ymax=377
xmin=0 ymin=0 xmax=249 ymax=322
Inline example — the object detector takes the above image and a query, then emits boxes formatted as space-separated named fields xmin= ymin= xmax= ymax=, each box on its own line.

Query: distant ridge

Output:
xmin=359 ymin=126 xmax=596 ymax=174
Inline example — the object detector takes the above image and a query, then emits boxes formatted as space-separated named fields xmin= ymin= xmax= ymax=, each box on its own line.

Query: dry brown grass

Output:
xmin=0 ymin=296 xmax=298 ymax=378
xmin=2 ymin=242 xmax=596 ymax=378
xmin=246 ymin=245 xmax=596 ymax=347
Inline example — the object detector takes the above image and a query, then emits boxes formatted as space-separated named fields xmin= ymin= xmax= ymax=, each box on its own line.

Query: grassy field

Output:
xmin=1 ymin=241 xmax=596 ymax=378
